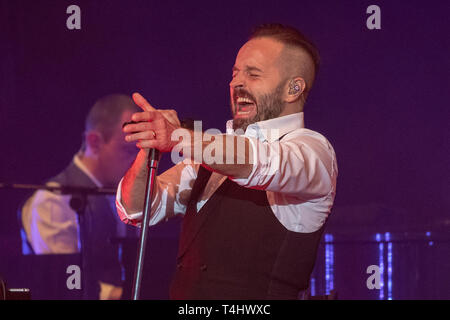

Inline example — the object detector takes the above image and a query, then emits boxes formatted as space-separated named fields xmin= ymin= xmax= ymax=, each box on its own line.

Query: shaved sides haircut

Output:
xmin=249 ymin=23 xmax=320 ymax=96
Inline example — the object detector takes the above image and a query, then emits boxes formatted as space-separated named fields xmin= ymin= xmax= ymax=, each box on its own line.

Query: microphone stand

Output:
xmin=131 ymin=148 xmax=160 ymax=300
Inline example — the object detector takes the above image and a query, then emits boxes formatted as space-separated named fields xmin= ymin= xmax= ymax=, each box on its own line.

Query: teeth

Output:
xmin=236 ymin=97 xmax=254 ymax=104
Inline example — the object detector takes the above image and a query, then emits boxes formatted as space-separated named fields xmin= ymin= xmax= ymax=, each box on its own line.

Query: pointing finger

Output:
xmin=132 ymin=92 xmax=156 ymax=112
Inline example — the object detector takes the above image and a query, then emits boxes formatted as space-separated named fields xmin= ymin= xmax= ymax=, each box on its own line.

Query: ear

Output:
xmin=84 ymin=131 xmax=104 ymax=155
xmin=284 ymin=77 xmax=306 ymax=103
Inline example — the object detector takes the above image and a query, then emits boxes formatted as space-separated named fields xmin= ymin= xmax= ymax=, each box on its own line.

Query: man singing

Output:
xmin=116 ymin=24 xmax=338 ymax=299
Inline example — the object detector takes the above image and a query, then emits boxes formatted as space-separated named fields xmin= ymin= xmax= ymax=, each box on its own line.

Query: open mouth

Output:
xmin=235 ymin=96 xmax=256 ymax=117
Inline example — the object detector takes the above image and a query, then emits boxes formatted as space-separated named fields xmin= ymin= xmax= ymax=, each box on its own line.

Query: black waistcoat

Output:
xmin=170 ymin=166 xmax=324 ymax=300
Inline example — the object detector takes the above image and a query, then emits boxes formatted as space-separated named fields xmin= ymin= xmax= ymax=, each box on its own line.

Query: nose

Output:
xmin=229 ymin=72 xmax=245 ymax=89
xmin=229 ymin=81 xmax=244 ymax=101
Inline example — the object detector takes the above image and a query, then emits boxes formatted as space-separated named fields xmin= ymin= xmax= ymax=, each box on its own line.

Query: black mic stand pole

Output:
xmin=131 ymin=148 xmax=160 ymax=300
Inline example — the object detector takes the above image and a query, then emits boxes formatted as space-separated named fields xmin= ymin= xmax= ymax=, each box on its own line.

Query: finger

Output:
xmin=160 ymin=109 xmax=181 ymax=127
xmin=126 ymin=130 xmax=156 ymax=142
xmin=132 ymin=92 xmax=156 ymax=112
xmin=123 ymin=121 xmax=154 ymax=133
xmin=131 ymin=111 xmax=161 ymax=122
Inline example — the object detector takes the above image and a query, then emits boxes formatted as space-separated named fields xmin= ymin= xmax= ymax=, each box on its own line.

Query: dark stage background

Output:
xmin=0 ymin=0 xmax=449 ymax=299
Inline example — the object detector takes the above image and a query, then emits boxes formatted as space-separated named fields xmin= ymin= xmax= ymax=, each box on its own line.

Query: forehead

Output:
xmin=234 ymin=37 xmax=284 ymax=70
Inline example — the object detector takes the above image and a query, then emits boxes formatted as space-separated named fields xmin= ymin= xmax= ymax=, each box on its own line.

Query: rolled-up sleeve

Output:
xmin=115 ymin=161 xmax=199 ymax=227
xmin=231 ymin=129 xmax=337 ymax=200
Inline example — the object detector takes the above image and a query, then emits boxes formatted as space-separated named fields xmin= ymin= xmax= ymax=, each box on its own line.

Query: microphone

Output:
xmin=122 ymin=119 xmax=193 ymax=160
xmin=122 ymin=120 xmax=159 ymax=161
xmin=124 ymin=117 xmax=194 ymax=299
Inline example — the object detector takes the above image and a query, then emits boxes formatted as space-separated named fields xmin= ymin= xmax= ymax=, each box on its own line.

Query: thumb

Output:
xmin=132 ymin=92 xmax=156 ymax=112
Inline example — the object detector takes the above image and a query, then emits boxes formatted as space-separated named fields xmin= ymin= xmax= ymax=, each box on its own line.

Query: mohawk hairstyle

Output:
xmin=249 ymin=23 xmax=320 ymax=76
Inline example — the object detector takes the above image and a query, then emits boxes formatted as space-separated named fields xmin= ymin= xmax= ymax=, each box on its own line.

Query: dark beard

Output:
xmin=232 ymin=83 xmax=285 ymax=131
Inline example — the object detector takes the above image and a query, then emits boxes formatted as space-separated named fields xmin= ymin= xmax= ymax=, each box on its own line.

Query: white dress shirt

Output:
xmin=116 ymin=112 xmax=338 ymax=233
xmin=21 ymin=154 xmax=127 ymax=299
xmin=21 ymin=154 xmax=125 ymax=253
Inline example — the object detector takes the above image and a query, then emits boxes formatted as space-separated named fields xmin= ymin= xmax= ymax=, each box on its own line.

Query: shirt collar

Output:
xmin=73 ymin=154 xmax=103 ymax=188
xmin=226 ymin=112 xmax=305 ymax=143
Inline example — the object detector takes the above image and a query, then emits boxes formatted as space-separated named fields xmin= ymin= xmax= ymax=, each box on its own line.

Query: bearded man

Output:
xmin=116 ymin=24 xmax=338 ymax=299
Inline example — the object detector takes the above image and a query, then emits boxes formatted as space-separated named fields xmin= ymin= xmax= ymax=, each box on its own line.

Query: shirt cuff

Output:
xmin=115 ymin=178 xmax=143 ymax=227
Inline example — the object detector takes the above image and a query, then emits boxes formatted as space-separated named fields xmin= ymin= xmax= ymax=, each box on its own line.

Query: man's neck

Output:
xmin=75 ymin=151 xmax=104 ymax=187
xmin=279 ymin=102 xmax=304 ymax=118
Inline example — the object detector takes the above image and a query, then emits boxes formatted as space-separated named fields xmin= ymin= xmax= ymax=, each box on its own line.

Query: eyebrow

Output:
xmin=232 ymin=65 xmax=263 ymax=73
